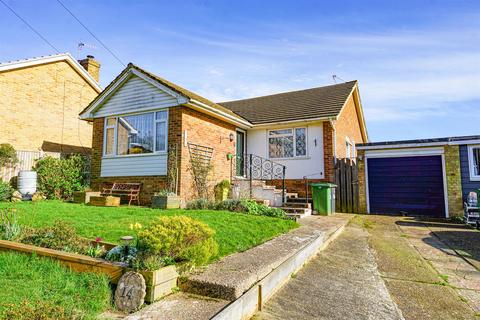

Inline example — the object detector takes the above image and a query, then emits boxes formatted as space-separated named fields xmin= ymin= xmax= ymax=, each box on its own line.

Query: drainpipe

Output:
xmin=329 ymin=118 xmax=337 ymax=162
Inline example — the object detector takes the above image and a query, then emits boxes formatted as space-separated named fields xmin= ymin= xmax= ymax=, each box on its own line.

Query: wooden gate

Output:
xmin=334 ymin=158 xmax=359 ymax=213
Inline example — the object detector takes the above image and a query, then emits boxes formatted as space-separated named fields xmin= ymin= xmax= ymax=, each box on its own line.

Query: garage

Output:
xmin=366 ymin=154 xmax=446 ymax=217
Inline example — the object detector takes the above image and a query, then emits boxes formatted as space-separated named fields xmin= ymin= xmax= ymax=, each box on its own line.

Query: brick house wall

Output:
xmin=335 ymin=94 xmax=365 ymax=159
xmin=0 ymin=61 xmax=98 ymax=153
xmin=267 ymin=121 xmax=336 ymax=198
xmin=268 ymin=98 xmax=365 ymax=198
xmin=444 ymin=145 xmax=463 ymax=217
xmin=89 ymin=105 xmax=236 ymax=205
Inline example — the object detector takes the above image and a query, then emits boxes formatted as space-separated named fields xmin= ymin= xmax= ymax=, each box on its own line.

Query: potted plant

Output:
xmin=151 ymin=190 xmax=181 ymax=209
xmin=214 ymin=180 xmax=231 ymax=202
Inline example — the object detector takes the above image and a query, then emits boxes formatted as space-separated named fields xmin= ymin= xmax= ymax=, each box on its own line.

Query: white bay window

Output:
xmin=104 ymin=110 xmax=168 ymax=156
xmin=268 ymin=127 xmax=307 ymax=159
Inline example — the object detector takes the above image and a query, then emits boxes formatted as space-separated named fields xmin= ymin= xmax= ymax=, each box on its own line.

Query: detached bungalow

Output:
xmin=79 ymin=63 xmax=368 ymax=205
xmin=357 ymin=135 xmax=480 ymax=218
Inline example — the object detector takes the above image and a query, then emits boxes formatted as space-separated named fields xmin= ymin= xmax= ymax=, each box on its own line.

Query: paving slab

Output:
xmin=180 ymin=214 xmax=351 ymax=300
xmin=253 ymin=223 xmax=403 ymax=320
xmin=361 ymin=215 xmax=478 ymax=319
xmin=125 ymin=293 xmax=228 ymax=320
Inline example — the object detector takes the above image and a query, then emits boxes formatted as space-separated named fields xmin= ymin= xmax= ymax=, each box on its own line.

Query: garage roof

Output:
xmin=357 ymin=135 xmax=480 ymax=150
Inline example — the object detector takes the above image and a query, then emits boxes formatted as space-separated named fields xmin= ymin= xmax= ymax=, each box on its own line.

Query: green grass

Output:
xmin=0 ymin=200 xmax=298 ymax=259
xmin=0 ymin=251 xmax=111 ymax=319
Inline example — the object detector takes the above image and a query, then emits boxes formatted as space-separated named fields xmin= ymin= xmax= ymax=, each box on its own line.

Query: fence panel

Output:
xmin=0 ymin=150 xmax=92 ymax=184
xmin=335 ymin=158 xmax=359 ymax=213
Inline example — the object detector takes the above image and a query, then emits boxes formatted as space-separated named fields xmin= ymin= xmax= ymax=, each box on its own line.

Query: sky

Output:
xmin=1 ymin=0 xmax=479 ymax=142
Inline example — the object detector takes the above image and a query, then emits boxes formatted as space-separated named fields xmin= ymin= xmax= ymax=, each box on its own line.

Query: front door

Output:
xmin=236 ymin=131 xmax=245 ymax=176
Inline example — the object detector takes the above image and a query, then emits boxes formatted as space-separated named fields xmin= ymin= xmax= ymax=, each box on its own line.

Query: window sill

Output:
xmin=470 ymin=176 xmax=480 ymax=182
xmin=102 ymin=152 xmax=167 ymax=159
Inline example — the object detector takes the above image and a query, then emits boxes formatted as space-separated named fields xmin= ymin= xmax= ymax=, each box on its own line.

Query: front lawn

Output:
xmin=0 ymin=201 xmax=298 ymax=259
xmin=0 ymin=251 xmax=111 ymax=320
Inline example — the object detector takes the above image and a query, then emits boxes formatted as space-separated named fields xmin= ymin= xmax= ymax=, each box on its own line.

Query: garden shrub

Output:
xmin=35 ymin=155 xmax=88 ymax=200
xmin=186 ymin=198 xmax=286 ymax=218
xmin=0 ymin=181 xmax=13 ymax=202
xmin=0 ymin=143 xmax=17 ymax=167
xmin=186 ymin=198 xmax=216 ymax=210
xmin=138 ymin=216 xmax=218 ymax=267
xmin=0 ymin=208 xmax=21 ymax=241
xmin=18 ymin=220 xmax=88 ymax=254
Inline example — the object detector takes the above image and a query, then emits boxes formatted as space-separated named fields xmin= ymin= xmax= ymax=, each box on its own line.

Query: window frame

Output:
xmin=345 ymin=137 xmax=353 ymax=159
xmin=103 ymin=109 xmax=169 ymax=158
xmin=468 ymin=144 xmax=480 ymax=181
xmin=267 ymin=127 xmax=308 ymax=159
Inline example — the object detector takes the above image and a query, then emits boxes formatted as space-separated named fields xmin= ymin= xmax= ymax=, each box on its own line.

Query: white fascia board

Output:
xmin=448 ymin=139 xmax=480 ymax=145
xmin=0 ymin=53 xmax=101 ymax=92
xmin=365 ymin=147 xmax=445 ymax=158
xmin=357 ymin=139 xmax=480 ymax=150
xmin=250 ymin=116 xmax=333 ymax=129
xmin=188 ymin=99 xmax=252 ymax=129
xmin=357 ymin=141 xmax=448 ymax=150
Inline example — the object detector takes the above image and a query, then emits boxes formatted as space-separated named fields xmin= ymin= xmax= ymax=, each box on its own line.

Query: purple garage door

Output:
xmin=367 ymin=155 xmax=445 ymax=217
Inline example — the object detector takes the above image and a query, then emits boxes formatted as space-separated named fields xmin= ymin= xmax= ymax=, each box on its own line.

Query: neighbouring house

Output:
xmin=356 ymin=135 xmax=480 ymax=218
xmin=0 ymin=53 xmax=101 ymax=181
xmin=79 ymin=63 xmax=368 ymax=205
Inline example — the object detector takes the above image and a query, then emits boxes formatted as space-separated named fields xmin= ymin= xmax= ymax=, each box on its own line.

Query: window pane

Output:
xmin=106 ymin=118 xmax=116 ymax=126
xmin=117 ymin=113 xmax=154 ymax=155
xmin=156 ymin=121 xmax=167 ymax=151
xmin=269 ymin=129 xmax=292 ymax=136
xmin=105 ymin=127 xmax=115 ymax=155
xmin=474 ymin=148 xmax=480 ymax=176
xmin=156 ymin=110 xmax=168 ymax=120
xmin=295 ymin=128 xmax=306 ymax=156
xmin=269 ymin=136 xmax=294 ymax=158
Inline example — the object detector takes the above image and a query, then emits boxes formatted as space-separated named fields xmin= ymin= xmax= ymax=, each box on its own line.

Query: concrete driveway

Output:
xmin=254 ymin=215 xmax=480 ymax=320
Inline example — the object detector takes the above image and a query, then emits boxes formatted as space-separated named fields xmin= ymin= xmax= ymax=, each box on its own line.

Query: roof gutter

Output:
xmin=188 ymin=99 xmax=252 ymax=129
xmin=250 ymin=116 xmax=335 ymax=128
xmin=357 ymin=139 xmax=480 ymax=150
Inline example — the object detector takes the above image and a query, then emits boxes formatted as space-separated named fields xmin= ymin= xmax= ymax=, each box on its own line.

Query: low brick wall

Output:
xmin=267 ymin=179 xmax=331 ymax=198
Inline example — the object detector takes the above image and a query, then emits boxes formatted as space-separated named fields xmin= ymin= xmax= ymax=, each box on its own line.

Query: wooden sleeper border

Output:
xmin=0 ymin=239 xmax=178 ymax=303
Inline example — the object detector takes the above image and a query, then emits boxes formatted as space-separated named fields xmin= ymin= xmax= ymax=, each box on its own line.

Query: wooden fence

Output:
xmin=335 ymin=158 xmax=359 ymax=213
xmin=0 ymin=150 xmax=62 ymax=183
xmin=1 ymin=150 xmax=91 ymax=184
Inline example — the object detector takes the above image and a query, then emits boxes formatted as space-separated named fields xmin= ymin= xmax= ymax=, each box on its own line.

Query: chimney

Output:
xmin=78 ymin=55 xmax=100 ymax=82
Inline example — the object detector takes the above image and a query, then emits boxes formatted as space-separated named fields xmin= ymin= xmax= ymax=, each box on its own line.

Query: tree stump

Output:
xmin=114 ymin=271 xmax=146 ymax=313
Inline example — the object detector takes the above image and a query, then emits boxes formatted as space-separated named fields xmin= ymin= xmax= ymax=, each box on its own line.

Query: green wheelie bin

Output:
xmin=310 ymin=182 xmax=337 ymax=215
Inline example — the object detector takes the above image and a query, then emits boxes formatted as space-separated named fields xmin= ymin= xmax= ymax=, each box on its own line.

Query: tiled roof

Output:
xmin=219 ymin=81 xmax=357 ymax=124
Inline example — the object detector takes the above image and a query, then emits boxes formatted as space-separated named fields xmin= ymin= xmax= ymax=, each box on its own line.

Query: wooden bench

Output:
xmin=101 ymin=183 xmax=141 ymax=206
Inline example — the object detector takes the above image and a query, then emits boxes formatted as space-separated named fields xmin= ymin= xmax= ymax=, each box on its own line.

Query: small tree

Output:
xmin=0 ymin=144 xmax=17 ymax=168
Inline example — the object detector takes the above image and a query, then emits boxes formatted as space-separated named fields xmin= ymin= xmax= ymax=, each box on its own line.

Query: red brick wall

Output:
xmin=335 ymin=93 xmax=366 ymax=158
xmin=323 ymin=121 xmax=335 ymax=183
xmin=177 ymin=107 xmax=236 ymax=202
xmin=89 ymin=106 xmax=236 ymax=205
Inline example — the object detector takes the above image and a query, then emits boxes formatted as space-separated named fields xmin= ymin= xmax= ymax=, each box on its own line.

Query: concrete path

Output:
xmin=181 ymin=214 xmax=351 ymax=300
xmin=359 ymin=215 xmax=478 ymax=320
xmin=253 ymin=223 xmax=403 ymax=320
xmin=126 ymin=214 xmax=351 ymax=320
xmin=396 ymin=218 xmax=480 ymax=314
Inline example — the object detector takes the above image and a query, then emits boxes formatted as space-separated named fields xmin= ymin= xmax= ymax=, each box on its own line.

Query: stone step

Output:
xmin=281 ymin=207 xmax=312 ymax=215
xmin=287 ymin=197 xmax=312 ymax=204
xmin=283 ymin=202 xmax=311 ymax=209
xmin=286 ymin=192 xmax=299 ymax=199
